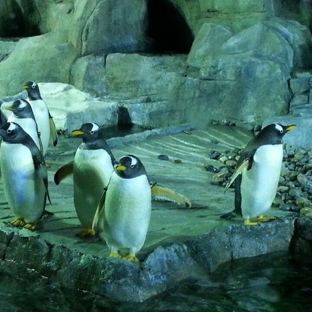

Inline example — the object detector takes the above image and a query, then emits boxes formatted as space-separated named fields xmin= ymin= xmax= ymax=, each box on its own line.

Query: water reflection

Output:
xmin=0 ymin=252 xmax=311 ymax=311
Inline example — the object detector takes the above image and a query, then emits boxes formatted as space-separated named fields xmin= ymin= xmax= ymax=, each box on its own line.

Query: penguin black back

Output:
xmin=23 ymin=81 xmax=42 ymax=100
xmin=115 ymin=155 xmax=147 ymax=179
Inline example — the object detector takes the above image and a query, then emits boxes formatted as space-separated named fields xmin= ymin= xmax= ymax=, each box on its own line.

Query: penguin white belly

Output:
xmin=29 ymin=100 xmax=50 ymax=155
xmin=103 ymin=174 xmax=151 ymax=253
xmin=241 ymin=145 xmax=283 ymax=220
xmin=7 ymin=116 xmax=41 ymax=150
xmin=0 ymin=143 xmax=45 ymax=222
xmin=73 ymin=148 xmax=114 ymax=228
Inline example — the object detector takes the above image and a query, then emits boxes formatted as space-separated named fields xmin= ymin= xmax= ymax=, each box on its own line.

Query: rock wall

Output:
xmin=0 ymin=0 xmax=312 ymax=128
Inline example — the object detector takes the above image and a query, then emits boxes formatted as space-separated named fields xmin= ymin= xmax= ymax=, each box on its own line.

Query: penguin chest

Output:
xmin=104 ymin=174 xmax=152 ymax=250
xmin=241 ymin=144 xmax=283 ymax=219
xmin=29 ymin=100 xmax=50 ymax=154
xmin=73 ymin=148 xmax=114 ymax=227
xmin=0 ymin=143 xmax=45 ymax=222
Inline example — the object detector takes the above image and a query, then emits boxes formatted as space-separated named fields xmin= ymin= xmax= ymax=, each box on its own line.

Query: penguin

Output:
xmin=54 ymin=123 xmax=191 ymax=238
xmin=5 ymin=99 xmax=43 ymax=152
xmin=92 ymin=155 xmax=151 ymax=262
xmin=0 ymin=122 xmax=51 ymax=230
xmin=23 ymin=81 xmax=57 ymax=155
xmin=54 ymin=123 xmax=117 ymax=238
xmin=222 ymin=123 xmax=296 ymax=225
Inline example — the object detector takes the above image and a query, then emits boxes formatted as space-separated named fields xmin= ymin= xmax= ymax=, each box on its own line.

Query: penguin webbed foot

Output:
xmin=23 ymin=222 xmax=37 ymax=231
xmin=257 ymin=215 xmax=276 ymax=223
xmin=109 ymin=250 xmax=122 ymax=259
xmin=11 ymin=218 xmax=26 ymax=227
xmin=75 ymin=228 xmax=96 ymax=238
xmin=244 ymin=219 xmax=259 ymax=226
xmin=123 ymin=254 xmax=139 ymax=262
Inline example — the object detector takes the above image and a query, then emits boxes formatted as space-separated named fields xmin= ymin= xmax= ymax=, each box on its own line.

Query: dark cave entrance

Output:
xmin=0 ymin=0 xmax=41 ymax=38
xmin=146 ymin=0 xmax=194 ymax=54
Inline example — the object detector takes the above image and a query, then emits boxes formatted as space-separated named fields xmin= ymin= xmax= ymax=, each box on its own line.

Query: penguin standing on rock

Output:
xmin=54 ymin=123 xmax=117 ymax=238
xmin=222 ymin=123 xmax=296 ymax=225
xmin=5 ymin=99 xmax=43 ymax=152
xmin=92 ymin=155 xmax=152 ymax=262
xmin=23 ymin=81 xmax=57 ymax=155
xmin=0 ymin=122 xmax=51 ymax=230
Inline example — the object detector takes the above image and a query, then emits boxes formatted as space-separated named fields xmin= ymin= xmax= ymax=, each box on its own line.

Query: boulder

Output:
xmin=39 ymin=83 xmax=119 ymax=131
xmin=70 ymin=54 xmax=107 ymax=97
xmin=69 ymin=0 xmax=148 ymax=55
xmin=0 ymin=42 xmax=78 ymax=96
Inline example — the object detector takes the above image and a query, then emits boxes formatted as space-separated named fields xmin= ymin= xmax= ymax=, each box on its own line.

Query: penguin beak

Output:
xmin=116 ymin=164 xmax=126 ymax=171
xmin=285 ymin=125 xmax=296 ymax=131
xmin=22 ymin=85 xmax=29 ymax=90
xmin=4 ymin=107 xmax=14 ymax=112
xmin=72 ymin=130 xmax=84 ymax=136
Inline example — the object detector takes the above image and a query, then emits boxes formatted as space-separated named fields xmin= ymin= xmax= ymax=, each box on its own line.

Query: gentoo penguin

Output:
xmin=54 ymin=123 xmax=117 ymax=238
xmin=0 ymin=122 xmax=51 ymax=230
xmin=54 ymin=123 xmax=191 ymax=238
xmin=23 ymin=81 xmax=57 ymax=155
xmin=222 ymin=123 xmax=296 ymax=225
xmin=92 ymin=155 xmax=151 ymax=262
xmin=5 ymin=99 xmax=43 ymax=152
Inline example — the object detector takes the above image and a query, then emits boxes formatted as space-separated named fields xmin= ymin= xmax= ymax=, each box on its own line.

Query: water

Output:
xmin=0 ymin=252 xmax=311 ymax=311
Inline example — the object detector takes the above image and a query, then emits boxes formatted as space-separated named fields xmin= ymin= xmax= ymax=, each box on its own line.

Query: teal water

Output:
xmin=0 ymin=252 xmax=311 ymax=311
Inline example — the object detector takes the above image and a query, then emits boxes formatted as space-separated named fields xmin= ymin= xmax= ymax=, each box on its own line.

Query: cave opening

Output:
xmin=146 ymin=0 xmax=194 ymax=54
xmin=0 ymin=0 xmax=41 ymax=38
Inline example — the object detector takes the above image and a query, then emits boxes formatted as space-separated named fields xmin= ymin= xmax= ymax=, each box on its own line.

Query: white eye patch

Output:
xmin=8 ymin=122 xmax=17 ymax=132
xmin=31 ymin=82 xmax=36 ymax=88
xmin=129 ymin=156 xmax=138 ymax=167
xmin=275 ymin=124 xmax=283 ymax=132
xmin=91 ymin=123 xmax=100 ymax=132
xmin=18 ymin=100 xmax=28 ymax=109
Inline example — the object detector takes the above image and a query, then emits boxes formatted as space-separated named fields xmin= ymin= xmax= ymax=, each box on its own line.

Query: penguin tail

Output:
xmin=49 ymin=115 xmax=58 ymax=146
xmin=92 ymin=188 xmax=107 ymax=232
xmin=151 ymin=184 xmax=192 ymax=208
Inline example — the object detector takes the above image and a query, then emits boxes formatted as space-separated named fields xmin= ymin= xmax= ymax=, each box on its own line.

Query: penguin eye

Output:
xmin=279 ymin=129 xmax=284 ymax=134
xmin=90 ymin=131 xmax=95 ymax=135
xmin=130 ymin=164 xmax=135 ymax=169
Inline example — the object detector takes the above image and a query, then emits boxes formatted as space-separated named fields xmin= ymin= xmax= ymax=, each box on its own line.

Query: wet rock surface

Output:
xmin=0 ymin=124 xmax=311 ymax=303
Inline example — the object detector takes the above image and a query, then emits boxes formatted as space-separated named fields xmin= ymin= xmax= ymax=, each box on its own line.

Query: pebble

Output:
xmin=296 ymin=197 xmax=312 ymax=208
xmin=173 ymin=159 xmax=182 ymax=164
xmin=289 ymin=188 xmax=300 ymax=198
xmin=158 ymin=154 xmax=170 ymax=161
xmin=225 ymin=160 xmax=237 ymax=167
xmin=204 ymin=165 xmax=219 ymax=173
xmin=300 ymin=207 xmax=312 ymax=216
xmin=297 ymin=173 xmax=308 ymax=185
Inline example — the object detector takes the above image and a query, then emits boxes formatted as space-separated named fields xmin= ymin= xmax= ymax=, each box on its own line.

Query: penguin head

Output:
xmin=23 ymin=81 xmax=42 ymax=100
xmin=5 ymin=99 xmax=34 ymax=119
xmin=256 ymin=123 xmax=296 ymax=145
xmin=0 ymin=122 xmax=28 ymax=143
xmin=72 ymin=123 xmax=101 ymax=143
xmin=115 ymin=155 xmax=147 ymax=179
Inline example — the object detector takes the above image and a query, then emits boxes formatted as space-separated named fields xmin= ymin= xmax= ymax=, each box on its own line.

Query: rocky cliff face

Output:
xmin=0 ymin=0 xmax=312 ymax=128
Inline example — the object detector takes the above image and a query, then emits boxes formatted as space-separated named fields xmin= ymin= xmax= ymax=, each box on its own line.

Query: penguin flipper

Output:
xmin=49 ymin=113 xmax=58 ymax=146
xmin=54 ymin=161 xmax=74 ymax=185
xmin=92 ymin=188 xmax=107 ymax=232
xmin=151 ymin=184 xmax=192 ymax=207
xmin=224 ymin=159 xmax=249 ymax=192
